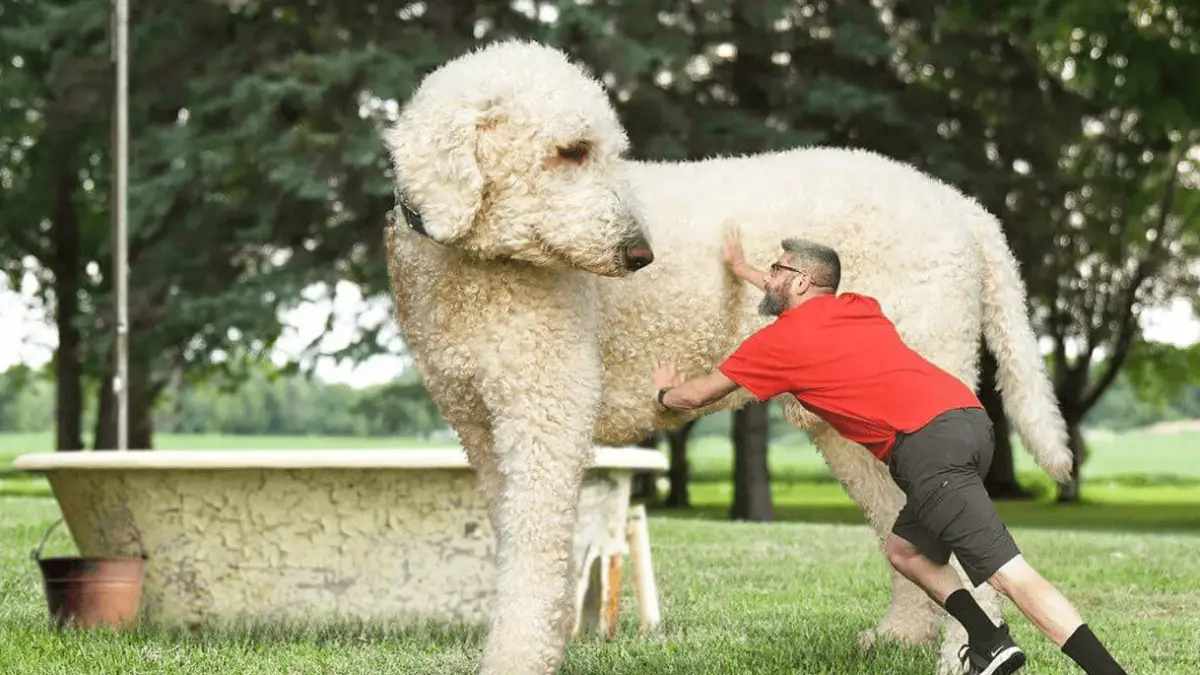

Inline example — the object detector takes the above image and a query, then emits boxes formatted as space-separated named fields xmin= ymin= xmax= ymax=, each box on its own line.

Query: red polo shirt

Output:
xmin=717 ymin=293 xmax=983 ymax=461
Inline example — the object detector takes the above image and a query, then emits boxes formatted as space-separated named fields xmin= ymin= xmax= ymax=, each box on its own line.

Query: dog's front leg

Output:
xmin=473 ymin=327 xmax=602 ymax=675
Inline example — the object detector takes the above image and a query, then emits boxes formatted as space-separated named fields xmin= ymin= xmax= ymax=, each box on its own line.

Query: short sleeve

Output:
xmin=717 ymin=322 xmax=800 ymax=402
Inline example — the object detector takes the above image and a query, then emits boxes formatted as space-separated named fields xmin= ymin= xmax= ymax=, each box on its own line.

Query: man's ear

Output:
xmin=797 ymin=271 xmax=814 ymax=296
xmin=381 ymin=105 xmax=492 ymax=245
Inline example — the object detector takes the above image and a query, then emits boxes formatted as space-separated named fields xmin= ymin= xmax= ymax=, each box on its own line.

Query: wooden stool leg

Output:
xmin=626 ymin=504 xmax=661 ymax=632
xmin=605 ymin=553 xmax=623 ymax=640
xmin=572 ymin=544 xmax=601 ymax=638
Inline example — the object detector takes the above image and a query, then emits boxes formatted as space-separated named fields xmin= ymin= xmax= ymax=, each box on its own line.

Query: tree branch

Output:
xmin=1080 ymin=147 xmax=1182 ymax=412
xmin=1081 ymin=265 xmax=1145 ymax=412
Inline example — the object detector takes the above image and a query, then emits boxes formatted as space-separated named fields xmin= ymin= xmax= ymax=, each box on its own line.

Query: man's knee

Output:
xmin=985 ymin=554 xmax=1033 ymax=595
xmin=884 ymin=535 xmax=922 ymax=570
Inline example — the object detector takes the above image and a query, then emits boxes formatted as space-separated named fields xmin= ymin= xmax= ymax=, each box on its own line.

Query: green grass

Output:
xmin=3 ymin=496 xmax=1198 ymax=674
xmin=3 ymin=428 xmax=1197 ymax=672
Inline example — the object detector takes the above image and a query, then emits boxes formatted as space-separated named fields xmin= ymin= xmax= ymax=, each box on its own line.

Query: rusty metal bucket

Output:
xmin=32 ymin=518 xmax=147 ymax=630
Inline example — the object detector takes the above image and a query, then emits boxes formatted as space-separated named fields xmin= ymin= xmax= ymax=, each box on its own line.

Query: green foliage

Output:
xmin=157 ymin=366 xmax=448 ymax=439
xmin=3 ymin=357 xmax=1194 ymax=439
xmin=1084 ymin=373 xmax=1187 ymax=431
xmin=0 ymin=367 xmax=53 ymax=433
xmin=1122 ymin=341 xmax=1200 ymax=406
xmin=351 ymin=375 xmax=445 ymax=439
xmin=0 ymin=364 xmax=448 ymax=439
xmin=908 ymin=1 xmax=1200 ymax=448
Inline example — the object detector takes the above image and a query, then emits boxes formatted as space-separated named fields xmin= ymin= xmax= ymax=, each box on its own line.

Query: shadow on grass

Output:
xmin=650 ymin=501 xmax=1200 ymax=533
xmin=32 ymin=615 xmax=490 ymax=650
xmin=0 ymin=474 xmax=49 ymax=498
xmin=648 ymin=469 xmax=1200 ymax=534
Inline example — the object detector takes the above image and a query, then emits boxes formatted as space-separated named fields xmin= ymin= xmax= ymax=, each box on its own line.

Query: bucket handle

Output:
xmin=31 ymin=517 xmax=148 ymax=561
xmin=31 ymin=517 xmax=65 ymax=561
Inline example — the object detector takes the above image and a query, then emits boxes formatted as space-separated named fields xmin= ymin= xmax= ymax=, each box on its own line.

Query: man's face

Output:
xmin=758 ymin=255 xmax=803 ymax=317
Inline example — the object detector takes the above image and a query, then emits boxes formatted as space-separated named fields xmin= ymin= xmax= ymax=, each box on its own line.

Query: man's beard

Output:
xmin=758 ymin=289 xmax=786 ymax=316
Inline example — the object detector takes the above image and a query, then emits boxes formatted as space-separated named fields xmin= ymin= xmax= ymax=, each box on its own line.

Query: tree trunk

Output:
xmin=730 ymin=402 xmax=772 ymax=521
xmin=93 ymin=364 xmax=155 ymax=450
xmin=977 ymin=350 xmax=1030 ymax=499
xmin=664 ymin=420 xmax=696 ymax=508
xmin=631 ymin=433 xmax=660 ymax=501
xmin=52 ymin=161 xmax=83 ymax=452
xmin=1056 ymin=419 xmax=1086 ymax=503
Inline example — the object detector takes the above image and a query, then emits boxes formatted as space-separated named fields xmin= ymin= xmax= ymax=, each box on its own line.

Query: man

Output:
xmin=650 ymin=232 xmax=1129 ymax=675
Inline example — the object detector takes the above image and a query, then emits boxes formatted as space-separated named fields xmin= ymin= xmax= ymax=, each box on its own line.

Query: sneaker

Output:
xmin=957 ymin=623 xmax=1027 ymax=675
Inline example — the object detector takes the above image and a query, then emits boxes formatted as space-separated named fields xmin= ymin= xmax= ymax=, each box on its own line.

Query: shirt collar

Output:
xmin=780 ymin=293 xmax=837 ymax=319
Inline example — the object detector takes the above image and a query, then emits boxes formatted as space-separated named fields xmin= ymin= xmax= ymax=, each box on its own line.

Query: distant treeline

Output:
xmin=0 ymin=363 xmax=1195 ymax=438
xmin=0 ymin=364 xmax=446 ymax=439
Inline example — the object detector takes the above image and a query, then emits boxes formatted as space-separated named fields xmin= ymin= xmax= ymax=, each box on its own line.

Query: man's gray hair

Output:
xmin=781 ymin=237 xmax=841 ymax=291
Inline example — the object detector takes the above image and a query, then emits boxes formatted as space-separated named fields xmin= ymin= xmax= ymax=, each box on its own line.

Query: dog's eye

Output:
xmin=557 ymin=142 xmax=590 ymax=164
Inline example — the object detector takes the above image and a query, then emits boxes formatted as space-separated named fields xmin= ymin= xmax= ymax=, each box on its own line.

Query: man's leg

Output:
xmin=887 ymin=411 xmax=1025 ymax=674
xmin=884 ymin=532 xmax=1007 ymax=649
xmin=884 ymin=533 xmax=962 ymax=604
xmin=988 ymin=556 xmax=1127 ymax=675
xmin=907 ymin=411 xmax=1128 ymax=675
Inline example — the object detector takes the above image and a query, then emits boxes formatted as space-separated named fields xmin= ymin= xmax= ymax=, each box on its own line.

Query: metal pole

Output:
xmin=113 ymin=0 xmax=129 ymax=450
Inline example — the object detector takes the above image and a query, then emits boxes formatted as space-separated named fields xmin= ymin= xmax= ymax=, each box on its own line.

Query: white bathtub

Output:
xmin=12 ymin=447 xmax=666 ymax=637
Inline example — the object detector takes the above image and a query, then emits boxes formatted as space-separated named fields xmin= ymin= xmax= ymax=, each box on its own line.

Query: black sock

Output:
xmin=1062 ymin=624 xmax=1127 ymax=675
xmin=944 ymin=589 xmax=1002 ymax=647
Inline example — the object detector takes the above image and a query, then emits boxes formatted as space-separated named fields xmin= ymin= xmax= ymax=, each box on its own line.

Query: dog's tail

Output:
xmin=972 ymin=209 xmax=1073 ymax=483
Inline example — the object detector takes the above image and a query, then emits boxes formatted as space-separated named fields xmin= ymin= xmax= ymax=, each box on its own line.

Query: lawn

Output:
xmin=3 ymin=428 xmax=1199 ymax=672
xmin=3 ymin=495 xmax=1198 ymax=674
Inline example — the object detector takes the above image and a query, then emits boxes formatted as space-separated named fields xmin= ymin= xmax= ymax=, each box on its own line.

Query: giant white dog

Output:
xmin=380 ymin=39 xmax=1072 ymax=675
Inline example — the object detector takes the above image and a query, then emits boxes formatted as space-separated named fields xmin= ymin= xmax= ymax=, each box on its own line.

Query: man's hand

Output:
xmin=722 ymin=226 xmax=747 ymax=271
xmin=652 ymin=363 xmax=741 ymax=410
xmin=721 ymin=224 xmax=768 ymax=291
xmin=652 ymin=363 xmax=686 ymax=391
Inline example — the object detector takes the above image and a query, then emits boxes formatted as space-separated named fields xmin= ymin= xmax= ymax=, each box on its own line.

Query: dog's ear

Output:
xmin=382 ymin=104 xmax=492 ymax=245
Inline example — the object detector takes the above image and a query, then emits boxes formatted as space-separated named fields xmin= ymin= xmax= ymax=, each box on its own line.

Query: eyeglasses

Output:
xmin=770 ymin=262 xmax=803 ymax=275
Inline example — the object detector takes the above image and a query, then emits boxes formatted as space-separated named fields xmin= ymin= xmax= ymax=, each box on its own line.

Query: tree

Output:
xmin=891 ymin=0 xmax=1200 ymax=500
xmin=730 ymin=402 xmax=772 ymax=521
xmin=1 ymin=0 xmax=498 ymax=449
xmin=1009 ymin=0 xmax=1200 ymax=500
xmin=353 ymin=374 xmax=446 ymax=439
xmin=0 ymin=0 xmax=111 ymax=450
xmin=664 ymin=419 xmax=698 ymax=508
xmin=978 ymin=349 xmax=1029 ymax=499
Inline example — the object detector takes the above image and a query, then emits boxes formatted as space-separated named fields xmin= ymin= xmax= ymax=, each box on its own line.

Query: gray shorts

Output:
xmin=888 ymin=407 xmax=1021 ymax=587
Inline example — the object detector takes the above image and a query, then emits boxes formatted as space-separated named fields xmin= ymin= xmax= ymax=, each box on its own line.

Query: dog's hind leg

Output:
xmin=809 ymin=426 xmax=944 ymax=649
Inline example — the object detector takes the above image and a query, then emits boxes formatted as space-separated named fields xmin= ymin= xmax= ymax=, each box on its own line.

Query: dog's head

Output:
xmin=380 ymin=39 xmax=653 ymax=277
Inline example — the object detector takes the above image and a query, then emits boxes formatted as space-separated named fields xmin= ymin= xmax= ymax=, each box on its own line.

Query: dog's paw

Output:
xmin=855 ymin=627 xmax=882 ymax=650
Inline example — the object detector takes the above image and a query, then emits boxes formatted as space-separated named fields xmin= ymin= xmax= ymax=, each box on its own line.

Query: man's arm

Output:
xmin=658 ymin=370 xmax=742 ymax=410
xmin=729 ymin=261 xmax=768 ymax=292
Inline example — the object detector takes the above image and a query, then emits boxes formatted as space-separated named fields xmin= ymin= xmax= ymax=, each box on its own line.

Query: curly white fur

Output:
xmin=380 ymin=39 xmax=1072 ymax=675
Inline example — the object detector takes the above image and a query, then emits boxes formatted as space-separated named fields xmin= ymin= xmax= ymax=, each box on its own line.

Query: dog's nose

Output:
xmin=622 ymin=242 xmax=655 ymax=271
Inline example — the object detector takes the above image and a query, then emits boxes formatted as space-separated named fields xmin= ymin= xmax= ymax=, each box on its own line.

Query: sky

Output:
xmin=0 ymin=274 xmax=409 ymax=389
xmin=1 ymin=272 xmax=1197 ymax=390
